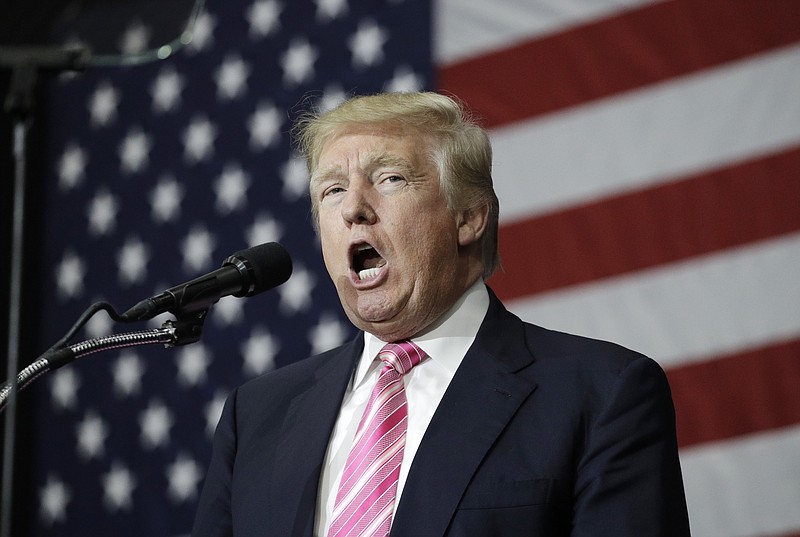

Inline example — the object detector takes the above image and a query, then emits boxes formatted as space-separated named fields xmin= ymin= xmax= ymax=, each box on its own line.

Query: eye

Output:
xmin=378 ymin=174 xmax=406 ymax=189
xmin=322 ymin=185 xmax=346 ymax=198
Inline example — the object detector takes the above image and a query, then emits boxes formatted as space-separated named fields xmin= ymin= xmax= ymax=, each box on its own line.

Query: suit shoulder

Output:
xmin=522 ymin=320 xmax=661 ymax=375
xmin=484 ymin=289 xmax=659 ymax=375
xmin=519 ymin=322 xmax=675 ymax=424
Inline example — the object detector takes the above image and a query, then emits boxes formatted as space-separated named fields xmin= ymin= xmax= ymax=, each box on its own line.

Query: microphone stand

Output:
xmin=0 ymin=8 xmax=206 ymax=531
xmin=1 ymin=45 xmax=90 ymax=537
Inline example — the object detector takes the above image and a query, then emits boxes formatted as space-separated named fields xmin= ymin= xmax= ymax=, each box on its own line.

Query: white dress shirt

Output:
xmin=313 ymin=280 xmax=490 ymax=536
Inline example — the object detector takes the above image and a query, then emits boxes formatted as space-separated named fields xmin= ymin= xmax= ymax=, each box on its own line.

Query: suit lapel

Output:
xmin=391 ymin=293 xmax=537 ymax=536
xmin=268 ymin=337 xmax=363 ymax=536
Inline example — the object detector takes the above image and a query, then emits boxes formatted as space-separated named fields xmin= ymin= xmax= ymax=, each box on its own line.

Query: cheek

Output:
xmin=399 ymin=227 xmax=459 ymax=283
xmin=412 ymin=214 xmax=458 ymax=252
xmin=319 ymin=228 xmax=344 ymax=271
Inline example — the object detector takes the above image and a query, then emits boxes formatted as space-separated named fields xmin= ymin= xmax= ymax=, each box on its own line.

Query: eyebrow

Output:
xmin=310 ymin=150 xmax=416 ymax=187
xmin=310 ymin=165 xmax=344 ymax=188
xmin=370 ymin=154 xmax=415 ymax=177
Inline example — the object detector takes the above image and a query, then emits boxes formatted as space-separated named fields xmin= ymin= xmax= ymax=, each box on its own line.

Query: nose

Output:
xmin=341 ymin=182 xmax=377 ymax=226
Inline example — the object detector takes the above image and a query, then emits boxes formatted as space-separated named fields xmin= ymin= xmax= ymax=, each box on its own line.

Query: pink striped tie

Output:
xmin=327 ymin=340 xmax=427 ymax=537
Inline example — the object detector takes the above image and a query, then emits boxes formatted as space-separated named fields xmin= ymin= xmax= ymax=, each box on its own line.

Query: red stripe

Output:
xmin=489 ymin=146 xmax=800 ymax=301
xmin=437 ymin=0 xmax=800 ymax=128
xmin=667 ymin=337 xmax=800 ymax=448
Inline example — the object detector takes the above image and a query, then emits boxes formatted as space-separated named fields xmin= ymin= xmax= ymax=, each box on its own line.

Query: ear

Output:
xmin=457 ymin=204 xmax=489 ymax=247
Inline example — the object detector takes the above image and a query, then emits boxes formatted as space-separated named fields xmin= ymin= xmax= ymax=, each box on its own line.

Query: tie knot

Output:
xmin=378 ymin=340 xmax=427 ymax=375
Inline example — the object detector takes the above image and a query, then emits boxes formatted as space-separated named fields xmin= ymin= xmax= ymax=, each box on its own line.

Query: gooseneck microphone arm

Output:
xmin=0 ymin=297 xmax=227 ymax=412
xmin=0 ymin=319 xmax=178 ymax=413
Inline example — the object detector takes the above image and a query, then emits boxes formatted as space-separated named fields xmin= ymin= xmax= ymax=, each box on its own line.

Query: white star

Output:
xmin=349 ymin=19 xmax=388 ymax=69
xmin=40 ymin=475 xmax=71 ymax=526
xmin=176 ymin=344 xmax=211 ymax=387
xmin=117 ymin=237 xmax=150 ymax=286
xmin=280 ymin=38 xmax=318 ymax=86
xmin=215 ymin=55 xmax=250 ymax=100
xmin=308 ymin=313 xmax=350 ymax=354
xmin=111 ymin=351 xmax=146 ymax=397
xmin=57 ymin=143 xmax=87 ymax=190
xmin=247 ymin=0 xmax=282 ymax=37
xmin=215 ymin=164 xmax=250 ymax=214
xmin=315 ymin=0 xmax=348 ymax=21
xmin=50 ymin=367 xmax=80 ymax=411
xmin=89 ymin=82 xmax=119 ymax=127
xmin=166 ymin=453 xmax=203 ymax=503
xmin=84 ymin=306 xmax=113 ymax=339
xmin=87 ymin=188 xmax=118 ymax=236
xmin=248 ymin=101 xmax=283 ymax=150
xmin=102 ymin=462 xmax=137 ymax=512
xmin=56 ymin=250 xmax=86 ymax=299
xmin=279 ymin=264 xmax=315 ymax=314
xmin=151 ymin=67 xmax=185 ymax=113
xmin=119 ymin=21 xmax=151 ymax=55
xmin=76 ymin=410 xmax=108 ymax=460
xmin=181 ymin=227 xmax=216 ymax=273
xmin=187 ymin=11 xmax=216 ymax=53
xmin=318 ymin=84 xmax=346 ymax=112
xmin=246 ymin=212 xmax=284 ymax=247
xmin=241 ymin=327 xmax=279 ymax=376
xmin=205 ymin=390 xmax=228 ymax=437
xmin=212 ymin=295 xmax=245 ymax=326
xmin=150 ymin=174 xmax=185 ymax=223
xmin=183 ymin=116 xmax=217 ymax=163
xmin=139 ymin=399 xmax=175 ymax=449
xmin=119 ymin=127 xmax=152 ymax=174
xmin=281 ymin=154 xmax=309 ymax=201
xmin=385 ymin=65 xmax=424 ymax=93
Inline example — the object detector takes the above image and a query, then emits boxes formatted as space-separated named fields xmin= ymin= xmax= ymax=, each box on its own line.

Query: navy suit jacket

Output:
xmin=192 ymin=289 xmax=690 ymax=536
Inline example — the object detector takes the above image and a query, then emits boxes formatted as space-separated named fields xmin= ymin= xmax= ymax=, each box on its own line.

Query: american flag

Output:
xmin=17 ymin=0 xmax=800 ymax=536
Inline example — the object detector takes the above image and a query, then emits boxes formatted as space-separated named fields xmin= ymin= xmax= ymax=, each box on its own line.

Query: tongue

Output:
xmin=356 ymin=247 xmax=384 ymax=270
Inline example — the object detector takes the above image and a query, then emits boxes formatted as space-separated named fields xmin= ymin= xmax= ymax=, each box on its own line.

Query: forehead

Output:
xmin=314 ymin=124 xmax=432 ymax=174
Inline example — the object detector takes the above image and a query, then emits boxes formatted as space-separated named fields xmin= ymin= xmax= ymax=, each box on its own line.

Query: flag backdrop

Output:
xmin=18 ymin=0 xmax=800 ymax=536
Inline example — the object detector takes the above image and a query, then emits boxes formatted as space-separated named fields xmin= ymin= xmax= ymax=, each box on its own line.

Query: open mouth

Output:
xmin=352 ymin=243 xmax=387 ymax=281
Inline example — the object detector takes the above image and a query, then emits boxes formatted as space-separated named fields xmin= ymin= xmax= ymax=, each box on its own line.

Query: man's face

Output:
xmin=312 ymin=124 xmax=475 ymax=342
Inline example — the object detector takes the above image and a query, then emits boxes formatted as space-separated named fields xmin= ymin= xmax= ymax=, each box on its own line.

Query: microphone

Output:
xmin=120 ymin=242 xmax=292 ymax=322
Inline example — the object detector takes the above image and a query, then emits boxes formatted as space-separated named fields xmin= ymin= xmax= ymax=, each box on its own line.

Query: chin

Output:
xmin=344 ymin=312 xmax=404 ymax=341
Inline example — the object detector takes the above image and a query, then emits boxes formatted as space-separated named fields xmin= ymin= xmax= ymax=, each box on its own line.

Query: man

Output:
xmin=192 ymin=92 xmax=690 ymax=536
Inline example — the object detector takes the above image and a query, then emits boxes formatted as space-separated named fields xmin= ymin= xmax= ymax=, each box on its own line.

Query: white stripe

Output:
xmin=505 ymin=232 xmax=800 ymax=369
xmin=680 ymin=425 xmax=800 ymax=537
xmin=334 ymin=422 xmax=406 ymax=519
xmin=352 ymin=383 xmax=403 ymax=446
xmin=491 ymin=44 xmax=800 ymax=224
xmin=435 ymin=0 xmax=664 ymax=64
xmin=360 ymin=501 xmax=393 ymax=537
xmin=332 ymin=445 xmax=402 ymax=534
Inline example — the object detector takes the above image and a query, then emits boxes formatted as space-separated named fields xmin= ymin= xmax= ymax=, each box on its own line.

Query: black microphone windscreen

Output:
xmin=232 ymin=242 xmax=293 ymax=296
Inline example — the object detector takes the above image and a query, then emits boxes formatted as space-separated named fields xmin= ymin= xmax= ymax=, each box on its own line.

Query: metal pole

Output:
xmin=1 ymin=114 xmax=29 ymax=537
